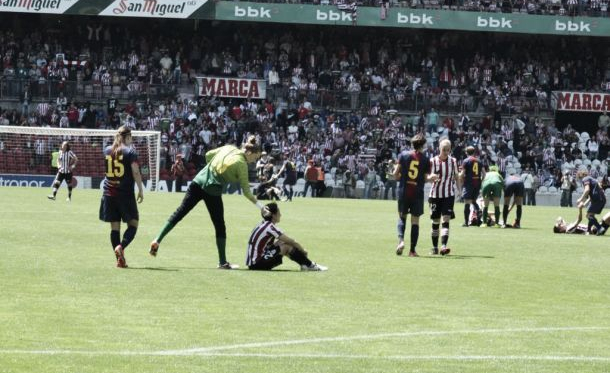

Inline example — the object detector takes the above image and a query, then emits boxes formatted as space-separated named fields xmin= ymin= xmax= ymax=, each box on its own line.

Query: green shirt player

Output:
xmin=481 ymin=165 xmax=504 ymax=227
xmin=150 ymin=136 xmax=264 ymax=269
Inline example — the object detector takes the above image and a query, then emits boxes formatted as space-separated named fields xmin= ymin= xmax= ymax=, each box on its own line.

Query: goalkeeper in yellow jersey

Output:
xmin=150 ymin=136 xmax=264 ymax=269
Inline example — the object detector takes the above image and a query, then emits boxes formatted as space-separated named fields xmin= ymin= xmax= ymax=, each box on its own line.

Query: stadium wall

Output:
xmin=0 ymin=0 xmax=609 ymax=37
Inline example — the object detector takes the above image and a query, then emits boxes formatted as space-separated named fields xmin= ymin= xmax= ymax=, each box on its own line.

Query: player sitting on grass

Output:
xmin=246 ymin=203 xmax=328 ymax=271
xmin=554 ymin=201 xmax=610 ymax=235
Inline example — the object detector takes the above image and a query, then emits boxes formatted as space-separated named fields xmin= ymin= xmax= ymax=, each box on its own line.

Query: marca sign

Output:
xmin=0 ymin=0 xmax=75 ymax=13
xmin=196 ymin=77 xmax=266 ymax=99
xmin=100 ymin=0 xmax=207 ymax=18
xmin=554 ymin=91 xmax=610 ymax=112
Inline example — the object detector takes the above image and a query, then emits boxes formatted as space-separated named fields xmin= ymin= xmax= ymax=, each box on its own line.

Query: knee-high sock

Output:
xmin=483 ymin=207 xmax=488 ymax=223
xmin=494 ymin=206 xmax=500 ymax=224
xmin=410 ymin=224 xmax=419 ymax=251
xmin=588 ymin=216 xmax=601 ymax=233
xmin=464 ymin=204 xmax=470 ymax=225
xmin=155 ymin=221 xmax=176 ymax=243
xmin=216 ymin=237 xmax=227 ymax=264
xmin=397 ymin=216 xmax=406 ymax=240
xmin=121 ymin=226 xmax=137 ymax=249
xmin=431 ymin=223 xmax=440 ymax=249
xmin=68 ymin=186 xmax=73 ymax=197
xmin=516 ymin=205 xmax=522 ymax=223
xmin=503 ymin=204 xmax=509 ymax=224
xmin=289 ymin=248 xmax=312 ymax=267
xmin=441 ymin=222 xmax=450 ymax=246
xmin=111 ymin=230 xmax=120 ymax=250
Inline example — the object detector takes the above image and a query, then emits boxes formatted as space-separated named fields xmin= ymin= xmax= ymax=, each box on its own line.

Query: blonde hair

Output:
xmin=242 ymin=135 xmax=262 ymax=154
xmin=439 ymin=138 xmax=452 ymax=151
xmin=111 ymin=125 xmax=132 ymax=157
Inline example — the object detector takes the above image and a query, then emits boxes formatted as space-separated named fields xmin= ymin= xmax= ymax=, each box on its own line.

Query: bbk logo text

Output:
xmin=316 ymin=9 xmax=352 ymax=22
xmin=234 ymin=5 xmax=271 ymax=18
xmin=476 ymin=16 xmax=512 ymax=28
xmin=555 ymin=20 xmax=590 ymax=32
xmin=397 ymin=12 xmax=433 ymax=25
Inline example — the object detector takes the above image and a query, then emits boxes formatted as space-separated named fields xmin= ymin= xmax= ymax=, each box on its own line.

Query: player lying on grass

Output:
xmin=554 ymin=201 xmax=610 ymax=235
xmin=246 ymin=203 xmax=327 ymax=271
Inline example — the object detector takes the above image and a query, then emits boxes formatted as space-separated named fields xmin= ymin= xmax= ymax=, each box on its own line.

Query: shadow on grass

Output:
xmin=406 ymin=255 xmax=495 ymax=260
xmin=128 ymin=266 xmax=306 ymax=272
xmin=128 ymin=266 xmax=182 ymax=271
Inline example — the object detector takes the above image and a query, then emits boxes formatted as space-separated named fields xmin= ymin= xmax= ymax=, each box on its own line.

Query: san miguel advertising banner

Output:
xmin=0 ymin=0 xmax=79 ymax=13
xmin=552 ymin=91 xmax=610 ymax=112
xmin=99 ymin=0 xmax=207 ymax=18
xmin=195 ymin=76 xmax=266 ymax=99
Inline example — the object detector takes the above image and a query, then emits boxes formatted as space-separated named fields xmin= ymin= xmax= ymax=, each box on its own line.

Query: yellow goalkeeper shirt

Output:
xmin=193 ymin=145 xmax=255 ymax=202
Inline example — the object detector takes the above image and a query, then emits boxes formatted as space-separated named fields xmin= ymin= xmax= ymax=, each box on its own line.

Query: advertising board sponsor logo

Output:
xmin=555 ymin=92 xmax=610 ymax=112
xmin=196 ymin=76 xmax=266 ymax=99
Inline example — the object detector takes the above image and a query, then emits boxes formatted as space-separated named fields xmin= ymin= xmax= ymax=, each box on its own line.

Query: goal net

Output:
xmin=0 ymin=126 xmax=161 ymax=191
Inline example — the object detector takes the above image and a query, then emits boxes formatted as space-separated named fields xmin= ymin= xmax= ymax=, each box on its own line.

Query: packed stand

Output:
xmin=0 ymin=18 xmax=609 ymax=198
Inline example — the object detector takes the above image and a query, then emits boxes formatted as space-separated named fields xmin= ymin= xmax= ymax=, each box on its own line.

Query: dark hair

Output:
xmin=410 ymin=133 xmax=426 ymax=151
xmin=243 ymin=135 xmax=262 ymax=154
xmin=466 ymin=146 xmax=475 ymax=156
xmin=261 ymin=202 xmax=279 ymax=221
xmin=553 ymin=226 xmax=561 ymax=234
xmin=61 ymin=141 xmax=71 ymax=151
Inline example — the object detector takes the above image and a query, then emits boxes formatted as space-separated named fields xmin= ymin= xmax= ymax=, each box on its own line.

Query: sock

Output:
xmin=602 ymin=222 xmax=609 ymax=229
xmin=503 ymin=204 xmax=509 ymax=224
xmin=516 ymin=205 xmax=522 ymax=224
xmin=289 ymin=249 xmax=312 ymax=267
xmin=110 ymin=230 xmax=120 ymax=249
xmin=121 ymin=226 xmax=137 ymax=249
xmin=441 ymin=222 xmax=449 ymax=246
xmin=397 ymin=217 xmax=406 ymax=239
xmin=155 ymin=220 xmax=176 ymax=243
xmin=216 ymin=237 xmax=227 ymax=264
xmin=587 ymin=216 xmax=601 ymax=233
xmin=483 ymin=207 xmax=488 ymax=223
xmin=431 ymin=223 xmax=440 ymax=249
xmin=464 ymin=204 xmax=470 ymax=225
xmin=410 ymin=224 xmax=419 ymax=251
xmin=68 ymin=187 xmax=72 ymax=198
xmin=494 ymin=206 xmax=500 ymax=225
xmin=52 ymin=188 xmax=58 ymax=197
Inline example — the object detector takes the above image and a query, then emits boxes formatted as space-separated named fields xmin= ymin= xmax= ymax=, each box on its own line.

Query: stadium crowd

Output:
xmin=1 ymin=18 xmax=609 ymax=200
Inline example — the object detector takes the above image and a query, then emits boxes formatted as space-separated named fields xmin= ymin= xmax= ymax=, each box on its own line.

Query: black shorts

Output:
xmin=248 ymin=244 xmax=283 ymax=270
xmin=588 ymin=196 xmax=606 ymax=215
xmin=55 ymin=172 xmax=73 ymax=185
xmin=504 ymin=182 xmax=525 ymax=198
xmin=99 ymin=195 xmax=139 ymax=223
xmin=462 ymin=185 xmax=480 ymax=200
xmin=398 ymin=197 xmax=424 ymax=217
xmin=429 ymin=197 xmax=455 ymax=220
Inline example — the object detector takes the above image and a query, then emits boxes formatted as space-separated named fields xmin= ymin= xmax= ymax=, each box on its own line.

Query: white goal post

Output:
xmin=0 ymin=126 xmax=161 ymax=191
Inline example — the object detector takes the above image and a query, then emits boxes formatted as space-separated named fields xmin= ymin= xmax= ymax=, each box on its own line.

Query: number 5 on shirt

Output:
xmin=408 ymin=160 xmax=419 ymax=180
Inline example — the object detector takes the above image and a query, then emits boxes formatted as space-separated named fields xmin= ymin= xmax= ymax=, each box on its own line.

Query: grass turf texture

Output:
xmin=0 ymin=187 xmax=609 ymax=373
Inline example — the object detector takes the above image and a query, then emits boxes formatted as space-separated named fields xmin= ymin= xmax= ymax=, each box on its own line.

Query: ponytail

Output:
xmin=111 ymin=125 xmax=132 ymax=157
xmin=242 ymin=135 xmax=261 ymax=154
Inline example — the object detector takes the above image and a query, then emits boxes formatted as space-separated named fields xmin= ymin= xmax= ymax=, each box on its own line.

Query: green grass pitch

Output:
xmin=1 ymin=187 xmax=609 ymax=373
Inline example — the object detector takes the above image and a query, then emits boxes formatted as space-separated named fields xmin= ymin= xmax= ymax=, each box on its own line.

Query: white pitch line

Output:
xmin=1 ymin=326 xmax=608 ymax=358
xmin=1 ymin=351 xmax=610 ymax=362
xmin=159 ymin=326 xmax=610 ymax=355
